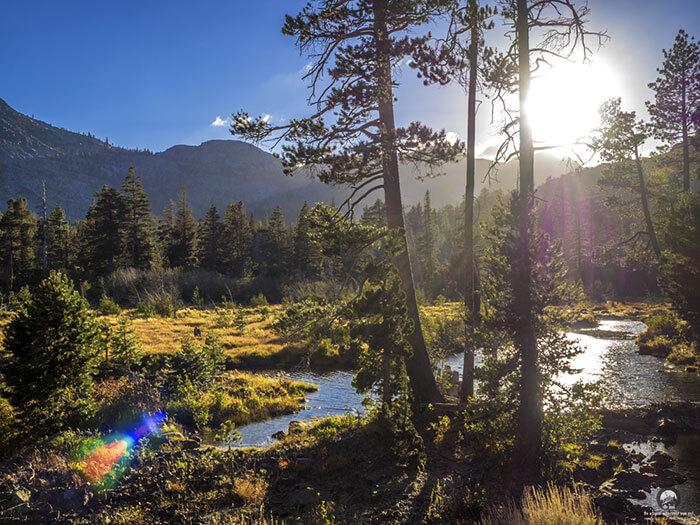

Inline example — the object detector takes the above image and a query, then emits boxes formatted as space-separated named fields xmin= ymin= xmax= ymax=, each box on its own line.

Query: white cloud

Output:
xmin=445 ymin=131 xmax=461 ymax=145
xmin=211 ymin=116 xmax=229 ymax=127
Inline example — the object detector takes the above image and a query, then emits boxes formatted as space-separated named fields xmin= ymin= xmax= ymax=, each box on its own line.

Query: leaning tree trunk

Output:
xmin=373 ymin=0 xmax=443 ymax=404
xmin=460 ymin=0 xmax=480 ymax=403
xmin=514 ymin=0 xmax=542 ymax=482
xmin=635 ymin=150 xmax=662 ymax=258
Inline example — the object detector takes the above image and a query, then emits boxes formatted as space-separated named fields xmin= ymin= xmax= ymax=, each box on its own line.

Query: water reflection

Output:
xmin=235 ymin=371 xmax=364 ymax=447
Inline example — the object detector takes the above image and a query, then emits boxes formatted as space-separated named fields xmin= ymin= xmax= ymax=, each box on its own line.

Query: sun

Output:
xmin=525 ymin=58 xmax=622 ymax=154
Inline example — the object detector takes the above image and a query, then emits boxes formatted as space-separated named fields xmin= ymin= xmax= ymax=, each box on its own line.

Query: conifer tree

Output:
xmin=109 ymin=317 xmax=144 ymax=370
xmin=0 ymin=199 xmax=38 ymax=289
xmin=592 ymin=98 xmax=662 ymax=259
xmin=3 ymin=272 xmax=101 ymax=434
xmin=231 ymin=0 xmax=462 ymax=403
xmin=293 ymin=202 xmax=321 ymax=279
xmin=199 ymin=204 xmax=222 ymax=272
xmin=220 ymin=201 xmax=252 ymax=278
xmin=418 ymin=190 xmax=438 ymax=298
xmin=86 ymin=185 xmax=125 ymax=275
xmin=158 ymin=200 xmax=176 ymax=266
xmin=647 ymin=29 xmax=700 ymax=191
xmin=168 ymin=185 xmax=198 ymax=269
xmin=264 ymin=206 xmax=290 ymax=277
xmin=120 ymin=167 xmax=156 ymax=269
xmin=482 ymin=0 xmax=605 ymax=480
xmin=46 ymin=205 xmax=71 ymax=271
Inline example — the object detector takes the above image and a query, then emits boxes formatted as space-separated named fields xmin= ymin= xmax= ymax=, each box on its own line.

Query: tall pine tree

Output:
xmin=199 ymin=204 xmax=222 ymax=272
xmin=647 ymin=29 xmax=700 ymax=191
xmin=168 ymin=186 xmax=198 ymax=269
xmin=120 ymin=167 xmax=156 ymax=269
xmin=220 ymin=201 xmax=253 ymax=278
xmin=0 ymin=199 xmax=38 ymax=289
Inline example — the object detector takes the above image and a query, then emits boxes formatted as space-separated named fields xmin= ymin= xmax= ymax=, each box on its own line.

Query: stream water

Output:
xmin=234 ymin=319 xmax=700 ymax=510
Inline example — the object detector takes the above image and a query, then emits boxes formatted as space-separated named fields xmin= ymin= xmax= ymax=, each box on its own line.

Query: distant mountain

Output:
xmin=0 ymin=97 xmax=575 ymax=220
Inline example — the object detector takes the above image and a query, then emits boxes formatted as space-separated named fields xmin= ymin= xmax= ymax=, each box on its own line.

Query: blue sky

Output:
xmin=2 ymin=1 xmax=699 ymax=155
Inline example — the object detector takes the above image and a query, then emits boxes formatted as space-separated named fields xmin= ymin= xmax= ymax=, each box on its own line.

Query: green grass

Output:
xmin=166 ymin=370 xmax=318 ymax=430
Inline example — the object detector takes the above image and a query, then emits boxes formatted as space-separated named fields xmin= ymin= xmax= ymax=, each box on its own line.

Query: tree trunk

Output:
xmin=635 ymin=150 xmax=662 ymax=258
xmin=460 ymin=1 xmax=480 ymax=403
xmin=682 ymin=84 xmax=690 ymax=192
xmin=373 ymin=0 xmax=443 ymax=404
xmin=514 ymin=0 xmax=542 ymax=481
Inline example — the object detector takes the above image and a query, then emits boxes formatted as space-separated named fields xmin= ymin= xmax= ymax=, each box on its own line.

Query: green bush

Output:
xmin=91 ymin=376 xmax=161 ymax=430
xmin=3 ymin=272 xmax=102 ymax=436
xmin=98 ymin=294 xmax=122 ymax=315
xmin=250 ymin=293 xmax=269 ymax=308
xmin=170 ymin=335 xmax=224 ymax=387
xmin=109 ymin=317 xmax=144 ymax=369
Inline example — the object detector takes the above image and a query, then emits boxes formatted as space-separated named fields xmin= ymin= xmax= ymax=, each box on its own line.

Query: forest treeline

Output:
xmin=2 ymin=152 xmax=696 ymax=308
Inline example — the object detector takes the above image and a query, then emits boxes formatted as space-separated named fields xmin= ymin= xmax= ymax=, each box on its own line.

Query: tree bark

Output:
xmin=373 ymin=0 xmax=443 ymax=404
xmin=460 ymin=0 xmax=480 ymax=403
xmin=635 ymin=150 xmax=662 ymax=258
xmin=682 ymin=83 xmax=690 ymax=192
xmin=514 ymin=0 xmax=542 ymax=481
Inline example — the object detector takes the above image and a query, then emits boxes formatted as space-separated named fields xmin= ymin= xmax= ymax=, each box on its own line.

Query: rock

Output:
xmin=11 ymin=488 xmax=31 ymax=505
xmin=62 ymin=489 xmax=82 ymax=512
xmin=646 ymin=450 xmax=675 ymax=469
xmin=271 ymin=430 xmax=286 ymax=441
xmin=292 ymin=457 xmax=314 ymax=471
xmin=288 ymin=421 xmax=309 ymax=434
xmin=180 ymin=439 xmax=200 ymax=450
xmin=287 ymin=487 xmax=320 ymax=507
xmin=656 ymin=418 xmax=679 ymax=439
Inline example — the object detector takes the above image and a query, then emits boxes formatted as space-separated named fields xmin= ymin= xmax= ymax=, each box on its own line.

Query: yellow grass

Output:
xmin=480 ymin=483 xmax=602 ymax=525
xmin=99 ymin=306 xmax=288 ymax=359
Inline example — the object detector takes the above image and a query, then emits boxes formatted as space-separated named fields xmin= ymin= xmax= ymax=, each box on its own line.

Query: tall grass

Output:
xmin=480 ymin=483 xmax=602 ymax=525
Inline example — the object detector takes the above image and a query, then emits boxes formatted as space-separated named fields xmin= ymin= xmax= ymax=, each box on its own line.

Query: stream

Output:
xmin=236 ymin=320 xmax=700 ymax=446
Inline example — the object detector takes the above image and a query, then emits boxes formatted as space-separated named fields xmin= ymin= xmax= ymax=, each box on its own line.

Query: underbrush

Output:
xmin=637 ymin=311 xmax=699 ymax=368
xmin=166 ymin=371 xmax=317 ymax=430
xmin=480 ymin=483 xmax=602 ymax=525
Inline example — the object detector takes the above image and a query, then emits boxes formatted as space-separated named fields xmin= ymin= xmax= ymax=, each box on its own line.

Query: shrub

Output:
xmin=109 ymin=317 xmax=144 ymax=369
xmin=136 ymin=301 xmax=156 ymax=318
xmin=166 ymin=375 xmax=211 ymax=429
xmin=480 ymin=483 xmax=602 ymax=525
xmin=170 ymin=335 xmax=224 ymax=386
xmin=151 ymin=293 xmax=179 ymax=318
xmin=250 ymin=292 xmax=269 ymax=308
xmin=3 ymin=272 xmax=102 ymax=435
xmin=98 ymin=294 xmax=122 ymax=315
xmin=91 ymin=376 xmax=161 ymax=430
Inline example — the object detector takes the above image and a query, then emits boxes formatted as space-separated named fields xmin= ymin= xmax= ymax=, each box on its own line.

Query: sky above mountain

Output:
xmin=2 ymin=1 xmax=699 ymax=158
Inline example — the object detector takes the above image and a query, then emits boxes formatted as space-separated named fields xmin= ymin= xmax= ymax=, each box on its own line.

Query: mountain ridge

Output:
xmin=0 ymin=97 xmax=580 ymax=221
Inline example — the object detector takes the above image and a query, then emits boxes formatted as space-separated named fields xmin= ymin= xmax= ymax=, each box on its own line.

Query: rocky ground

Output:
xmin=0 ymin=403 xmax=697 ymax=524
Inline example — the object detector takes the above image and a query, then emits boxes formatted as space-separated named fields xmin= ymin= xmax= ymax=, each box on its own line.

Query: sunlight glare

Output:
xmin=525 ymin=59 xmax=622 ymax=153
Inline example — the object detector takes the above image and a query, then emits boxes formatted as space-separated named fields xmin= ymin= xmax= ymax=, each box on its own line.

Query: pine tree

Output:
xmin=418 ymin=191 xmax=438 ymax=298
xmin=231 ymin=0 xmax=462 ymax=403
xmin=109 ymin=317 xmax=144 ymax=370
xmin=87 ymin=185 xmax=125 ymax=275
xmin=592 ymin=98 xmax=662 ymax=259
xmin=263 ymin=206 xmax=290 ymax=277
xmin=3 ymin=272 xmax=101 ymax=434
xmin=46 ymin=205 xmax=70 ymax=271
xmin=120 ymin=167 xmax=156 ymax=269
xmin=168 ymin=185 xmax=198 ymax=269
xmin=0 ymin=199 xmax=38 ymax=289
xmin=220 ymin=201 xmax=252 ymax=278
xmin=293 ymin=202 xmax=321 ymax=279
xmin=647 ymin=30 xmax=700 ymax=191
xmin=199 ymin=204 xmax=222 ymax=272
xmin=158 ymin=200 xmax=176 ymax=267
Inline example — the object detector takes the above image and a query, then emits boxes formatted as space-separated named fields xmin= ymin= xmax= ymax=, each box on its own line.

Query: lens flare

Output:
xmin=73 ymin=412 xmax=165 ymax=489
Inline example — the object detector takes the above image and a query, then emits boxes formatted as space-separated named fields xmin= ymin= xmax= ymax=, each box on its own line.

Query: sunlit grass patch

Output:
xmin=166 ymin=370 xmax=318 ymax=430
xmin=480 ymin=483 xmax=602 ymax=525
